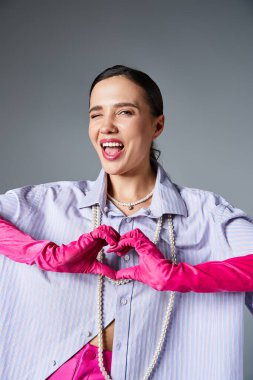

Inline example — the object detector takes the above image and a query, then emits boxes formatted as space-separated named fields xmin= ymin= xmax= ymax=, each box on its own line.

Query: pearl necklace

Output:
xmin=91 ymin=204 xmax=177 ymax=380
xmin=107 ymin=189 xmax=154 ymax=210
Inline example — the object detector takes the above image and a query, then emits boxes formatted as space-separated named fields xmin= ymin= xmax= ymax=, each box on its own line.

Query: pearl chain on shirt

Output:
xmin=91 ymin=204 xmax=177 ymax=380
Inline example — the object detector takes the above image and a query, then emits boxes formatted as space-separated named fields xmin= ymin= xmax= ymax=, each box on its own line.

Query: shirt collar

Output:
xmin=78 ymin=159 xmax=188 ymax=218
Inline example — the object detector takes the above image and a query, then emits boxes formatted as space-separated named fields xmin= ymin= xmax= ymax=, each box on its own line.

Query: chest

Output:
xmin=33 ymin=194 xmax=215 ymax=266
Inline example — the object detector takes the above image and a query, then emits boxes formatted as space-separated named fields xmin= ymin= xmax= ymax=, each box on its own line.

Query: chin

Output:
xmin=102 ymin=165 xmax=123 ymax=175
xmin=100 ymin=160 xmax=126 ymax=175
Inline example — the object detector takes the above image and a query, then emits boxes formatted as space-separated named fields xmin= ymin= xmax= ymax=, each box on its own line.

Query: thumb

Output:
xmin=106 ymin=245 xmax=131 ymax=256
xmin=90 ymin=261 xmax=117 ymax=280
xmin=107 ymin=239 xmax=132 ymax=255
xmin=116 ymin=265 xmax=141 ymax=281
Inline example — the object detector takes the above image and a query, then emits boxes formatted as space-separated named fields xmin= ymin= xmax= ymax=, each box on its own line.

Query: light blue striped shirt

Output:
xmin=0 ymin=159 xmax=253 ymax=380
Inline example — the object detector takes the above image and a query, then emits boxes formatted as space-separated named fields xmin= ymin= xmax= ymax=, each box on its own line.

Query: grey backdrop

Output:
xmin=0 ymin=0 xmax=253 ymax=378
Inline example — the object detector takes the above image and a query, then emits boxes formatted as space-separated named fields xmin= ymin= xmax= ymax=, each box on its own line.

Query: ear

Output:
xmin=152 ymin=114 xmax=165 ymax=140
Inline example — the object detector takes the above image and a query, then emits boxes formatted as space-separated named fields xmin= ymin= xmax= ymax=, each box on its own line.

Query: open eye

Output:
xmin=119 ymin=110 xmax=133 ymax=115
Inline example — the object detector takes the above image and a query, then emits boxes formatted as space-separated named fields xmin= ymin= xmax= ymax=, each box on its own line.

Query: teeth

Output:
xmin=101 ymin=142 xmax=124 ymax=148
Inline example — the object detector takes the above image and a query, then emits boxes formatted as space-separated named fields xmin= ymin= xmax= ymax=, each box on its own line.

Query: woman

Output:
xmin=0 ymin=65 xmax=253 ymax=380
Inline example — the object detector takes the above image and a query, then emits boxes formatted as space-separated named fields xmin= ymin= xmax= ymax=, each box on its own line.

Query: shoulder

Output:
xmin=175 ymin=181 xmax=252 ymax=224
xmin=0 ymin=183 xmax=45 ymax=223
xmin=5 ymin=178 xmax=94 ymax=199
xmin=0 ymin=178 xmax=93 ymax=223
xmin=172 ymin=181 xmax=244 ymax=227
xmin=175 ymin=182 xmax=230 ymax=213
xmin=42 ymin=179 xmax=89 ymax=195
xmin=1 ymin=180 xmax=86 ymax=204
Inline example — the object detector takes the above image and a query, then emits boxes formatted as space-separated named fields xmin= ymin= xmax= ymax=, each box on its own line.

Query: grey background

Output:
xmin=0 ymin=0 xmax=252 ymax=378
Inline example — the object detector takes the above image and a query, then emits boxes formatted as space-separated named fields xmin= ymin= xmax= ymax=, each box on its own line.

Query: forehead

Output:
xmin=90 ymin=76 xmax=147 ymax=105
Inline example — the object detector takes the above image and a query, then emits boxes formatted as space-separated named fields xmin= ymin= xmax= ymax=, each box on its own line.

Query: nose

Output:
xmin=99 ymin=114 xmax=118 ymax=134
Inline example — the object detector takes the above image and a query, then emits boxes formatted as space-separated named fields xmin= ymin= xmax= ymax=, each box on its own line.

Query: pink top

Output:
xmin=46 ymin=342 xmax=112 ymax=380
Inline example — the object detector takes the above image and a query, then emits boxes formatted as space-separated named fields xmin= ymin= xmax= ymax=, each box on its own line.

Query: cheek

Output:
xmin=88 ymin=127 xmax=95 ymax=143
xmin=132 ymin=130 xmax=152 ymax=147
xmin=125 ymin=124 xmax=146 ymax=143
xmin=128 ymin=138 xmax=149 ymax=158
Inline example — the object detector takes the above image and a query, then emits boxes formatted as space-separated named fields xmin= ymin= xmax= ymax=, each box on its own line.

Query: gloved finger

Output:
xmin=107 ymin=239 xmax=134 ymax=255
xmin=120 ymin=228 xmax=148 ymax=240
xmin=115 ymin=237 xmax=135 ymax=249
xmin=93 ymin=225 xmax=120 ymax=246
xmin=130 ymin=236 xmax=166 ymax=260
xmin=103 ymin=233 xmax=120 ymax=247
xmin=90 ymin=261 xmax=117 ymax=280
xmin=106 ymin=245 xmax=131 ymax=256
xmin=116 ymin=265 xmax=141 ymax=281
xmin=105 ymin=225 xmax=121 ymax=242
xmin=118 ymin=230 xmax=139 ymax=240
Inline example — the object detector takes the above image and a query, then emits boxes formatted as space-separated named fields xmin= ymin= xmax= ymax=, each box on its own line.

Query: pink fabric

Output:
xmin=46 ymin=342 xmax=112 ymax=380
xmin=108 ymin=228 xmax=253 ymax=292
xmin=0 ymin=217 xmax=119 ymax=278
xmin=2 ymin=216 xmax=253 ymax=294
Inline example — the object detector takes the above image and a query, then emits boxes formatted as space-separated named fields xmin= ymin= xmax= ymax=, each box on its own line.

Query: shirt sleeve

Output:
xmin=0 ymin=184 xmax=45 ymax=229
xmin=215 ymin=202 xmax=253 ymax=258
xmin=215 ymin=202 xmax=253 ymax=314
xmin=0 ymin=184 xmax=45 ymax=273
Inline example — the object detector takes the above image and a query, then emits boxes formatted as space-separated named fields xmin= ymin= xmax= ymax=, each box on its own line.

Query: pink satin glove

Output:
xmin=107 ymin=228 xmax=170 ymax=290
xmin=0 ymin=218 xmax=120 ymax=279
xmin=107 ymin=228 xmax=253 ymax=292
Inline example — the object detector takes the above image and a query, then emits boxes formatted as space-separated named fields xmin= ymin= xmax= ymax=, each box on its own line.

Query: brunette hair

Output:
xmin=89 ymin=65 xmax=163 ymax=162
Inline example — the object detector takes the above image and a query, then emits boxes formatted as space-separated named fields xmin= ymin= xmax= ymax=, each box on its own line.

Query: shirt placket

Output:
xmin=105 ymin=214 xmax=135 ymax=380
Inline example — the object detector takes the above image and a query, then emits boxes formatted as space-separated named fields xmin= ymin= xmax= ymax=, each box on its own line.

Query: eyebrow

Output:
xmin=89 ymin=102 xmax=140 ymax=114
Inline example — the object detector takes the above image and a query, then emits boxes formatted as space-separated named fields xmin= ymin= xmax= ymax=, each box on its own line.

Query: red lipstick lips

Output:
xmin=100 ymin=138 xmax=124 ymax=145
xmin=100 ymin=138 xmax=125 ymax=161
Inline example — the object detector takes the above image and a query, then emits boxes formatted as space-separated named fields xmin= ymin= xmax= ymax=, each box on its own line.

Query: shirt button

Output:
xmin=52 ymin=360 xmax=57 ymax=366
xmin=120 ymin=297 xmax=128 ymax=305
xmin=84 ymin=349 xmax=96 ymax=360
xmin=85 ymin=331 xmax=92 ymax=338
xmin=125 ymin=217 xmax=132 ymax=223
xmin=146 ymin=209 xmax=151 ymax=215
xmin=124 ymin=255 xmax=130 ymax=261
xmin=104 ymin=206 xmax=109 ymax=213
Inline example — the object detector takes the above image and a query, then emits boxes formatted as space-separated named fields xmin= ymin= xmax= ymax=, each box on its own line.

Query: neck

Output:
xmin=106 ymin=160 xmax=157 ymax=202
